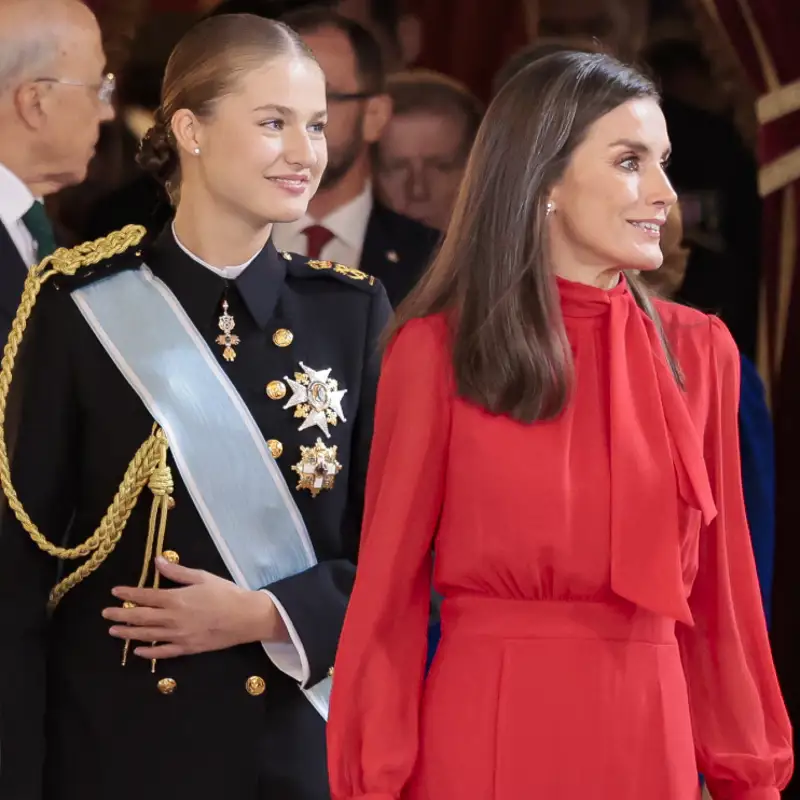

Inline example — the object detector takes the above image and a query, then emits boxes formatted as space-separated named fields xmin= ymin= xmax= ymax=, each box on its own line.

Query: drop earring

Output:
xmin=546 ymin=202 xmax=554 ymax=216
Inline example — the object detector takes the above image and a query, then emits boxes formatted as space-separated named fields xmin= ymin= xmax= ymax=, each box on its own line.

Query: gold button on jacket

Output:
xmin=246 ymin=676 xmax=266 ymax=696
xmin=266 ymin=380 xmax=287 ymax=400
xmin=272 ymin=329 xmax=293 ymax=347
xmin=0 ymin=231 xmax=395 ymax=795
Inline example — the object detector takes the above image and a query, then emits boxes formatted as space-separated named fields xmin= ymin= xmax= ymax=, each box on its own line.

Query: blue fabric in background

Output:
xmin=738 ymin=354 xmax=776 ymax=624
xmin=426 ymin=621 xmax=440 ymax=672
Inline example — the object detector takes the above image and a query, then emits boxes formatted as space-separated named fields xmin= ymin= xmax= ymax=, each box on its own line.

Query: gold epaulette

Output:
xmin=46 ymin=224 xmax=147 ymax=280
xmin=306 ymin=259 xmax=377 ymax=286
xmin=0 ymin=223 xmax=174 ymax=612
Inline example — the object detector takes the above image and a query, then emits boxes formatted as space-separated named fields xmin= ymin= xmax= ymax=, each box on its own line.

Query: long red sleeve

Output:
xmin=677 ymin=317 xmax=793 ymax=799
xmin=328 ymin=316 xmax=452 ymax=800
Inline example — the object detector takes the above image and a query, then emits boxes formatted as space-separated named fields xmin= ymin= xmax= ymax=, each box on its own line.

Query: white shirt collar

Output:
xmin=278 ymin=180 xmax=373 ymax=252
xmin=171 ymin=222 xmax=257 ymax=280
xmin=0 ymin=162 xmax=35 ymax=229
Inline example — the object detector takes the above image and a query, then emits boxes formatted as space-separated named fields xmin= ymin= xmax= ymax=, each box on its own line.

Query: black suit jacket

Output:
xmin=0 ymin=223 xmax=33 ymax=481
xmin=0 ymin=222 xmax=29 ymax=343
xmin=359 ymin=202 xmax=440 ymax=308
xmin=0 ymin=229 xmax=391 ymax=800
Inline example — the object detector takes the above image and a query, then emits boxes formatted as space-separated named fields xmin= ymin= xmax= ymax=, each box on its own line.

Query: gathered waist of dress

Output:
xmin=440 ymin=595 xmax=676 ymax=645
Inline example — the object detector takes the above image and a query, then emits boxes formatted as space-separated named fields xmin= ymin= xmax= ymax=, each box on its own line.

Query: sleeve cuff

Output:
xmin=261 ymin=590 xmax=311 ymax=686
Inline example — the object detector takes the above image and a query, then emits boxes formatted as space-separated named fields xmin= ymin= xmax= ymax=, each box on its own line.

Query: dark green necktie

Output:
xmin=21 ymin=201 xmax=57 ymax=261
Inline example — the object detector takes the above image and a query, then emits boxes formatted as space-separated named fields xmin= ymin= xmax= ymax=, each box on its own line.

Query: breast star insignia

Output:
xmin=292 ymin=438 xmax=342 ymax=496
xmin=283 ymin=362 xmax=347 ymax=438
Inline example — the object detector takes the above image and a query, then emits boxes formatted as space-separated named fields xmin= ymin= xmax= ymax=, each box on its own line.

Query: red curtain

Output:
xmin=407 ymin=0 xmax=529 ymax=101
xmin=86 ymin=0 xmax=529 ymax=101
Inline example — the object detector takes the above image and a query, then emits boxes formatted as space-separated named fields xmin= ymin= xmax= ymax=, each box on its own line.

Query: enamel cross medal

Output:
xmin=216 ymin=299 xmax=240 ymax=362
xmin=283 ymin=362 xmax=346 ymax=437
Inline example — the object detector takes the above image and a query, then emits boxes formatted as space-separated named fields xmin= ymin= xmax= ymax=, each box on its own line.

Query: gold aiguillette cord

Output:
xmin=120 ymin=426 xmax=174 ymax=673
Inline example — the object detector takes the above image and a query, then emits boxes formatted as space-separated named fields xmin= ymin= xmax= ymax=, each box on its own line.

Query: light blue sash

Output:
xmin=72 ymin=265 xmax=331 ymax=719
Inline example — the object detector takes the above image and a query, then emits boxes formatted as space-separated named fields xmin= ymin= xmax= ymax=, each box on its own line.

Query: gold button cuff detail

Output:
xmin=162 ymin=550 xmax=180 ymax=564
xmin=246 ymin=676 xmax=266 ymax=696
xmin=158 ymin=678 xmax=177 ymax=695
xmin=273 ymin=329 xmax=293 ymax=347
xmin=266 ymin=380 xmax=287 ymax=400
xmin=327 ymin=666 xmax=334 ymax=678
xmin=267 ymin=439 xmax=283 ymax=458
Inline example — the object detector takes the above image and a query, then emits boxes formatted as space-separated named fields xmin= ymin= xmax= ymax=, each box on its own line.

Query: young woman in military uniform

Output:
xmin=0 ymin=13 xmax=390 ymax=800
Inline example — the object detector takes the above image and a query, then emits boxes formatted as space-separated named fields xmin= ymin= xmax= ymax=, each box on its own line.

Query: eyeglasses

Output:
xmin=34 ymin=72 xmax=116 ymax=104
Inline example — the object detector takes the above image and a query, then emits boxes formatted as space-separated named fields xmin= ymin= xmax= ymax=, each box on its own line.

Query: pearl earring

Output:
xmin=193 ymin=147 xmax=201 ymax=155
xmin=546 ymin=202 xmax=554 ymax=216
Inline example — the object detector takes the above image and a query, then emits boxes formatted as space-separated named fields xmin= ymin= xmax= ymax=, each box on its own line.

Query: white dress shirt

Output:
xmin=0 ymin=162 xmax=37 ymax=267
xmin=171 ymin=225 xmax=310 ymax=686
xmin=271 ymin=181 xmax=373 ymax=267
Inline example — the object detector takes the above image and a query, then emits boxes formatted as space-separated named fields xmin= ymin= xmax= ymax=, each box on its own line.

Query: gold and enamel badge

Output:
xmin=216 ymin=299 xmax=240 ymax=362
xmin=293 ymin=438 xmax=342 ymax=496
xmin=283 ymin=362 xmax=346 ymax=438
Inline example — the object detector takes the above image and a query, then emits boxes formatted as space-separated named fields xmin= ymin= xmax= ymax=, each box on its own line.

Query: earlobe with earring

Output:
xmin=193 ymin=147 xmax=201 ymax=155
xmin=546 ymin=202 xmax=554 ymax=216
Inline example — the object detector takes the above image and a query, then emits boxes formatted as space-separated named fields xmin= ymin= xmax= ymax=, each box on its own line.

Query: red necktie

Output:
xmin=303 ymin=225 xmax=335 ymax=259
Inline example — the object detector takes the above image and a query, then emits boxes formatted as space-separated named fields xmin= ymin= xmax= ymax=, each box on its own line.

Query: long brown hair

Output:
xmin=392 ymin=50 xmax=682 ymax=423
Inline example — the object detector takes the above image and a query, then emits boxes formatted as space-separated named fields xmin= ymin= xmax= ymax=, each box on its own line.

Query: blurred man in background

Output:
xmin=375 ymin=70 xmax=483 ymax=232
xmin=337 ymin=0 xmax=421 ymax=70
xmin=274 ymin=8 xmax=439 ymax=306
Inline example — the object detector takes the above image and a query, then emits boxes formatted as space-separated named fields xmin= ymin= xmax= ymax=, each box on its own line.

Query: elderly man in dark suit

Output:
xmin=0 ymin=0 xmax=114 ymax=341
xmin=0 ymin=0 xmax=114 ymax=468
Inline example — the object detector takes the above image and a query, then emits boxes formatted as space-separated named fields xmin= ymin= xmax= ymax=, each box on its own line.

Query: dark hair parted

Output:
xmin=281 ymin=8 xmax=386 ymax=95
xmin=137 ymin=13 xmax=315 ymax=203
xmin=365 ymin=0 xmax=403 ymax=45
xmin=392 ymin=51 xmax=682 ymax=424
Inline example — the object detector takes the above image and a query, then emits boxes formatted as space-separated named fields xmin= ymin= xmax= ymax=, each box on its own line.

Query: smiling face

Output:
xmin=548 ymin=97 xmax=677 ymax=277
xmin=180 ymin=55 xmax=328 ymax=225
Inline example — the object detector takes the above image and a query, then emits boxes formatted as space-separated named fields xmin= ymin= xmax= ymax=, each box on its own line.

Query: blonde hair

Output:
xmin=138 ymin=13 xmax=315 ymax=204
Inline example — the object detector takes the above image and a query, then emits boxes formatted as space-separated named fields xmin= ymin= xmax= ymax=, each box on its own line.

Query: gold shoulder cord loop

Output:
xmin=0 ymin=226 xmax=176 ymax=611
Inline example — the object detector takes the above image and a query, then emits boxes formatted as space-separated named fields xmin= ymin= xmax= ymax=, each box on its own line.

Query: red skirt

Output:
xmin=406 ymin=596 xmax=701 ymax=800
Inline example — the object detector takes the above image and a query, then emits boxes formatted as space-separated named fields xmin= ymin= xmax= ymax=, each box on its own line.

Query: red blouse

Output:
xmin=327 ymin=277 xmax=792 ymax=799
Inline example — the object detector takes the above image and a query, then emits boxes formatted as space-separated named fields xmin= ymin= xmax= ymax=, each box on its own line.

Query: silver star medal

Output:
xmin=284 ymin=362 xmax=347 ymax=438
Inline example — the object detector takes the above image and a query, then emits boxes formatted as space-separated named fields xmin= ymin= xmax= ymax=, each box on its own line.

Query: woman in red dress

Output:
xmin=326 ymin=51 xmax=792 ymax=799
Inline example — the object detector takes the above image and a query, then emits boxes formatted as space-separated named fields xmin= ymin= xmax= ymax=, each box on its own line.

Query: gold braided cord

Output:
xmin=0 ymin=225 xmax=176 ymax=609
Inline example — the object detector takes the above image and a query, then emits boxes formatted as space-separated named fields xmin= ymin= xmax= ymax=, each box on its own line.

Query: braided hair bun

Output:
xmin=137 ymin=107 xmax=178 ymax=189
